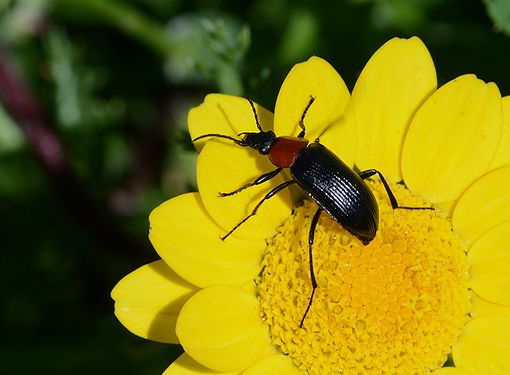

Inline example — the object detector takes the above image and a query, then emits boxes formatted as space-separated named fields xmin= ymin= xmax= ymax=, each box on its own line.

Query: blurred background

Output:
xmin=0 ymin=0 xmax=509 ymax=373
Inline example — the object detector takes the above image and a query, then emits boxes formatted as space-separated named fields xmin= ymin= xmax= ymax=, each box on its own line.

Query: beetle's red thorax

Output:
xmin=268 ymin=136 xmax=309 ymax=168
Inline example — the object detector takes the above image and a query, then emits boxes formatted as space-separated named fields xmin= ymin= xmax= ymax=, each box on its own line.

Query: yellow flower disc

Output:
xmin=257 ymin=182 xmax=470 ymax=374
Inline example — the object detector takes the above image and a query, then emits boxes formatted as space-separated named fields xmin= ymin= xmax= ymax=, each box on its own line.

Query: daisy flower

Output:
xmin=111 ymin=36 xmax=510 ymax=374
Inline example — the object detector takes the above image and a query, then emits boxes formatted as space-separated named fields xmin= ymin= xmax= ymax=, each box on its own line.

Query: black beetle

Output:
xmin=193 ymin=97 xmax=432 ymax=327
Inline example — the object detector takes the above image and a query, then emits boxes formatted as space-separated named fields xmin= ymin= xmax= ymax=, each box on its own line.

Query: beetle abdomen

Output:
xmin=290 ymin=142 xmax=378 ymax=243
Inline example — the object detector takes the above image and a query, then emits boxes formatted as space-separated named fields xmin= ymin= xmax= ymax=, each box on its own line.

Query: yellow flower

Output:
xmin=111 ymin=37 xmax=510 ymax=374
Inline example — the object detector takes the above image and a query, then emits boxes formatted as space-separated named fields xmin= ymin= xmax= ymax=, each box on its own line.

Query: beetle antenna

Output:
xmin=298 ymin=96 xmax=316 ymax=138
xmin=192 ymin=133 xmax=244 ymax=146
xmin=248 ymin=98 xmax=263 ymax=132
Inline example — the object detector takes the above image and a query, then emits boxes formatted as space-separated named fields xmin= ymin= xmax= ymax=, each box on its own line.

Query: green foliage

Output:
xmin=46 ymin=29 xmax=125 ymax=128
xmin=0 ymin=105 xmax=24 ymax=152
xmin=276 ymin=8 xmax=319 ymax=65
xmin=0 ymin=0 xmax=509 ymax=373
xmin=484 ymin=0 xmax=510 ymax=36
xmin=164 ymin=14 xmax=250 ymax=95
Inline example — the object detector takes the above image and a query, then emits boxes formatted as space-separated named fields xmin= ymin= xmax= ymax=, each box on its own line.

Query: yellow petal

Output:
xmin=242 ymin=280 xmax=258 ymax=296
xmin=197 ymin=140 xmax=292 ymax=240
xmin=163 ymin=353 xmax=240 ymax=375
xmin=452 ymin=165 xmax=510 ymax=244
xmin=452 ymin=314 xmax=510 ymax=374
xmin=189 ymin=94 xmax=274 ymax=151
xmin=467 ymin=221 xmax=510 ymax=305
xmin=319 ymin=109 xmax=357 ymax=168
xmin=402 ymin=74 xmax=502 ymax=210
xmin=432 ymin=368 xmax=473 ymax=375
xmin=352 ymin=36 xmax=437 ymax=181
xmin=176 ymin=285 xmax=273 ymax=373
xmin=242 ymin=354 xmax=302 ymax=375
xmin=471 ymin=292 xmax=510 ymax=318
xmin=273 ymin=56 xmax=350 ymax=141
xmin=111 ymin=260 xmax=197 ymax=344
xmin=149 ymin=193 xmax=266 ymax=288
xmin=491 ymin=96 xmax=510 ymax=169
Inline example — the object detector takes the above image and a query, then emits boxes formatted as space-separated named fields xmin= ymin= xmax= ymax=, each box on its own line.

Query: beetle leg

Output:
xmin=297 ymin=96 xmax=316 ymax=138
xmin=218 ymin=168 xmax=283 ymax=197
xmin=358 ymin=169 xmax=434 ymax=210
xmin=300 ymin=207 xmax=322 ymax=328
xmin=221 ymin=180 xmax=296 ymax=240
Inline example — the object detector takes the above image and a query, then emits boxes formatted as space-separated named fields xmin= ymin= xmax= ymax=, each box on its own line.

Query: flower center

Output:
xmin=257 ymin=181 xmax=470 ymax=374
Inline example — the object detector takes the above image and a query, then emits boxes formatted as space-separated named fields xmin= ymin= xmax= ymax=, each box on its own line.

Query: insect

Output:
xmin=193 ymin=97 xmax=432 ymax=327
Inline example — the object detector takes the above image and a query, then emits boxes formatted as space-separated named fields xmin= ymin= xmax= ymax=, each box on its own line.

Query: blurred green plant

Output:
xmin=54 ymin=0 xmax=250 ymax=95
xmin=0 ymin=104 xmax=23 ymax=152
xmin=0 ymin=0 xmax=49 ymax=42
xmin=46 ymin=29 xmax=125 ymax=128
xmin=164 ymin=14 xmax=250 ymax=95
xmin=484 ymin=0 xmax=510 ymax=36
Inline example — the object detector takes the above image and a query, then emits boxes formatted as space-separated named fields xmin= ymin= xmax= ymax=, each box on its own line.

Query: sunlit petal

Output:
xmin=197 ymin=140 xmax=292 ymax=240
xmin=163 ymin=353 xmax=240 ymax=375
xmin=319 ymin=110 xmax=357 ymax=168
xmin=432 ymin=367 xmax=473 ymax=375
xmin=111 ymin=260 xmax=197 ymax=344
xmin=491 ymin=96 xmax=510 ymax=169
xmin=274 ymin=56 xmax=350 ymax=141
xmin=189 ymin=94 xmax=273 ymax=151
xmin=453 ymin=314 xmax=510 ymax=374
xmin=402 ymin=74 xmax=502 ymax=211
xmin=149 ymin=193 xmax=266 ymax=288
xmin=176 ymin=285 xmax=273 ymax=373
xmin=467 ymin=221 xmax=510 ymax=305
xmin=453 ymin=165 xmax=510 ymax=244
xmin=352 ymin=36 xmax=437 ymax=181
xmin=242 ymin=354 xmax=302 ymax=374
xmin=470 ymin=292 xmax=510 ymax=318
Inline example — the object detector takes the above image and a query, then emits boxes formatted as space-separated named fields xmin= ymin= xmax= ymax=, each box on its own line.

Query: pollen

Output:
xmin=257 ymin=181 xmax=470 ymax=374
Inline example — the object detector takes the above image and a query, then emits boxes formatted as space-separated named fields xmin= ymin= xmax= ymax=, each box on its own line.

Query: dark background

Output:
xmin=0 ymin=0 xmax=509 ymax=373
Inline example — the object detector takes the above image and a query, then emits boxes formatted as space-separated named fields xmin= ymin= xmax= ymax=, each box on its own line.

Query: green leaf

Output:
xmin=45 ymin=28 xmax=125 ymax=129
xmin=164 ymin=14 xmax=250 ymax=94
xmin=277 ymin=9 xmax=319 ymax=65
xmin=0 ymin=104 xmax=24 ymax=153
xmin=484 ymin=0 xmax=510 ymax=37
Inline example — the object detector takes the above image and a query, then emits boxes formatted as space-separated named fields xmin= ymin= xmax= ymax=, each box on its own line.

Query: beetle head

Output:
xmin=238 ymin=130 xmax=276 ymax=155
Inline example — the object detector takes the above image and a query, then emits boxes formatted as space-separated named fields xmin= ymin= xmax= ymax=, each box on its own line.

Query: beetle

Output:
xmin=193 ymin=97 xmax=432 ymax=327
